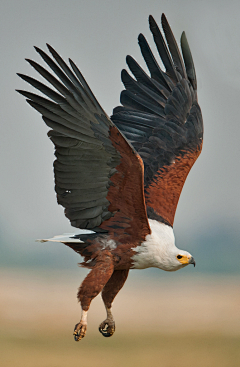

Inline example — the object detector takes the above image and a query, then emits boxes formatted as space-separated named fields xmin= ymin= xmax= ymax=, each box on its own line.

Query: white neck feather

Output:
xmin=131 ymin=219 xmax=182 ymax=271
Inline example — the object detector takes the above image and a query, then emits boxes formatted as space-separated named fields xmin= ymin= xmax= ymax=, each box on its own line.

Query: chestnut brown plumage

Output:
xmin=17 ymin=13 xmax=203 ymax=341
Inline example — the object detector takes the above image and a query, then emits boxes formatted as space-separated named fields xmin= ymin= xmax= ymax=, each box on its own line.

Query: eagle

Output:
xmin=17 ymin=13 xmax=203 ymax=341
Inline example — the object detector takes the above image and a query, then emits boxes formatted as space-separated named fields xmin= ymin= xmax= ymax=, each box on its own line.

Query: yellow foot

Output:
xmin=73 ymin=322 xmax=87 ymax=341
xmin=99 ymin=319 xmax=115 ymax=337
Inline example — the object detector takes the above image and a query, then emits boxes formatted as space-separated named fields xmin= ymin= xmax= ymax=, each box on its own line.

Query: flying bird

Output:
xmin=17 ymin=13 xmax=203 ymax=341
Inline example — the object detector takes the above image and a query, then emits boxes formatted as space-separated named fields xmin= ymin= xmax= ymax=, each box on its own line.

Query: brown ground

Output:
xmin=0 ymin=268 xmax=239 ymax=367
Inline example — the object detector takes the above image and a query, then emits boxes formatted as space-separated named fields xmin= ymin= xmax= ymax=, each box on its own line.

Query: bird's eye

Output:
xmin=177 ymin=255 xmax=183 ymax=259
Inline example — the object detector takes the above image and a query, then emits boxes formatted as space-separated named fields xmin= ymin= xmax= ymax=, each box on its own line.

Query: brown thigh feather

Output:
xmin=102 ymin=269 xmax=129 ymax=309
xmin=77 ymin=251 xmax=114 ymax=311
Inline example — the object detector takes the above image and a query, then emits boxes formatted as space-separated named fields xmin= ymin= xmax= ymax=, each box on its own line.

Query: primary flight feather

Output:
xmin=17 ymin=13 xmax=203 ymax=341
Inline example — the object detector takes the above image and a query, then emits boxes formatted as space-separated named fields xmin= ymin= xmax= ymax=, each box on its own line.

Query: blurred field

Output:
xmin=0 ymin=269 xmax=240 ymax=367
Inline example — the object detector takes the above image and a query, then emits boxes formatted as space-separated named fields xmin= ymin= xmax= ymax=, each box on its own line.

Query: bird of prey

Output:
xmin=17 ymin=13 xmax=203 ymax=341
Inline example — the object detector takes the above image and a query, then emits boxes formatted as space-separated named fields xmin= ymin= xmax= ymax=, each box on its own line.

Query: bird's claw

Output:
xmin=99 ymin=319 xmax=115 ymax=337
xmin=73 ymin=322 xmax=87 ymax=341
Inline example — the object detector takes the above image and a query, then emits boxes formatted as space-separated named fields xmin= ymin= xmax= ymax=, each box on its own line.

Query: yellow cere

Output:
xmin=176 ymin=255 xmax=191 ymax=265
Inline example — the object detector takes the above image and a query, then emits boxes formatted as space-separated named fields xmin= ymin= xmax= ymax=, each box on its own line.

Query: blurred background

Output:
xmin=0 ymin=0 xmax=240 ymax=366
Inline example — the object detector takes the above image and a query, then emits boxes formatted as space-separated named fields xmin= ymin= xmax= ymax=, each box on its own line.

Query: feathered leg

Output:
xmin=73 ymin=251 xmax=114 ymax=341
xmin=99 ymin=269 xmax=129 ymax=337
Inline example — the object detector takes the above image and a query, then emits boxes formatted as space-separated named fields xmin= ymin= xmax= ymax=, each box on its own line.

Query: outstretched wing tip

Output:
xmin=126 ymin=54 xmax=131 ymax=63
xmin=161 ymin=13 xmax=167 ymax=23
xmin=137 ymin=33 xmax=144 ymax=42
xmin=148 ymin=14 xmax=156 ymax=25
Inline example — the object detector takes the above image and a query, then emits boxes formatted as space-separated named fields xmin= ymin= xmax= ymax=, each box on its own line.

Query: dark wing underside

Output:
xmin=17 ymin=45 xmax=150 ymax=242
xmin=112 ymin=14 xmax=203 ymax=227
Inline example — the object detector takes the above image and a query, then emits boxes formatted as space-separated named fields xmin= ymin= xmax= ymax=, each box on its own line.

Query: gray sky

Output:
xmin=1 ymin=0 xmax=240 ymax=265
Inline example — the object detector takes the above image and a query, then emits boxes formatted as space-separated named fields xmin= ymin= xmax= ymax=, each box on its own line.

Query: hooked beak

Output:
xmin=189 ymin=256 xmax=196 ymax=267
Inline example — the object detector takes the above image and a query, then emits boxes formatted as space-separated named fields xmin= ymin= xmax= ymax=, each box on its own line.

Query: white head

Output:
xmin=131 ymin=220 xmax=195 ymax=271
xmin=167 ymin=248 xmax=196 ymax=271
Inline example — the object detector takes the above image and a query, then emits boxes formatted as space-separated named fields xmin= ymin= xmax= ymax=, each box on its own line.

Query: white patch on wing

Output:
xmin=131 ymin=219 xmax=184 ymax=271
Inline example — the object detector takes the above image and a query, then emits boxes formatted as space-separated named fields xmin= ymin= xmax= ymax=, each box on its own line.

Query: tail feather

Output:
xmin=36 ymin=231 xmax=94 ymax=243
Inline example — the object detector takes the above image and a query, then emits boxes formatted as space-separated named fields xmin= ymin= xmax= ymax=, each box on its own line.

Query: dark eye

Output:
xmin=177 ymin=255 xmax=183 ymax=259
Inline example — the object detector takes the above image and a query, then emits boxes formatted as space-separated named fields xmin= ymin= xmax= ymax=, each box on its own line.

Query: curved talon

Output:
xmin=73 ymin=322 xmax=87 ymax=341
xmin=99 ymin=320 xmax=115 ymax=337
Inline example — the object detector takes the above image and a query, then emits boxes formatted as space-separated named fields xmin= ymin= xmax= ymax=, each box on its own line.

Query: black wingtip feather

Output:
xmin=46 ymin=44 xmax=60 ymax=61
xmin=46 ymin=44 xmax=58 ymax=58
xmin=149 ymin=15 xmax=158 ymax=31
xmin=138 ymin=33 xmax=144 ymax=42
xmin=161 ymin=13 xmax=166 ymax=23
xmin=149 ymin=14 xmax=154 ymax=23
xmin=126 ymin=55 xmax=131 ymax=64
xmin=161 ymin=13 xmax=187 ymax=80
xmin=15 ymin=89 xmax=26 ymax=96
xmin=34 ymin=46 xmax=44 ymax=56
xmin=148 ymin=14 xmax=179 ymax=84
xmin=34 ymin=46 xmax=50 ymax=61
xmin=161 ymin=13 xmax=169 ymax=27
xmin=26 ymin=98 xmax=34 ymax=107
xmin=180 ymin=31 xmax=197 ymax=90
xmin=17 ymin=73 xmax=37 ymax=86
xmin=25 ymin=58 xmax=35 ymax=67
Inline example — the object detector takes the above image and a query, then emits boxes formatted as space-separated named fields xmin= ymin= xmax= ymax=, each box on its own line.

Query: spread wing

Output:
xmin=17 ymin=45 xmax=150 ymax=242
xmin=112 ymin=14 xmax=203 ymax=227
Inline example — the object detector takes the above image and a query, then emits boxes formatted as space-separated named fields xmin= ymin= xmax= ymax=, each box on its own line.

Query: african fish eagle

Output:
xmin=17 ymin=13 xmax=203 ymax=341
